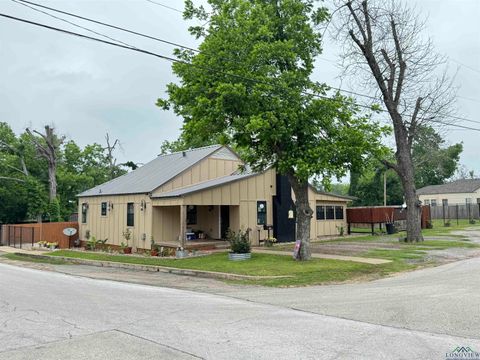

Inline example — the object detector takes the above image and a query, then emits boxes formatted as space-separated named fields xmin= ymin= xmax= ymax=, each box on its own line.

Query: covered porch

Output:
xmin=151 ymin=199 xmax=240 ymax=248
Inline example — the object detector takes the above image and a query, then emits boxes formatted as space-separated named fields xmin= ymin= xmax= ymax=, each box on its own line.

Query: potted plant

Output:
xmin=227 ymin=229 xmax=251 ymax=261
xmin=264 ymin=237 xmax=277 ymax=247
xmin=121 ymin=229 xmax=132 ymax=254
xmin=47 ymin=242 xmax=58 ymax=250
xmin=150 ymin=238 xmax=159 ymax=256
xmin=175 ymin=246 xmax=187 ymax=258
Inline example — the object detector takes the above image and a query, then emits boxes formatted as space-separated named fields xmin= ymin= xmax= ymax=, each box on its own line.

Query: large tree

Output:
xmin=0 ymin=122 xmax=128 ymax=223
xmin=350 ymin=125 xmax=463 ymax=206
xmin=412 ymin=125 xmax=462 ymax=189
xmin=26 ymin=125 xmax=65 ymax=201
xmin=158 ymin=0 xmax=387 ymax=260
xmin=336 ymin=0 xmax=456 ymax=241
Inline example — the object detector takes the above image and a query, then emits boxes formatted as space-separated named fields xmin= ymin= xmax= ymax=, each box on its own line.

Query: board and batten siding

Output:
xmin=176 ymin=168 xmax=277 ymax=245
xmin=77 ymin=194 xmax=152 ymax=250
xmin=308 ymin=188 xmax=349 ymax=239
xmin=151 ymin=157 xmax=243 ymax=196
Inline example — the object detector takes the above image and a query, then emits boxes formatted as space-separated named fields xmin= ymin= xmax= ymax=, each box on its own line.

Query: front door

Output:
xmin=220 ymin=205 xmax=230 ymax=239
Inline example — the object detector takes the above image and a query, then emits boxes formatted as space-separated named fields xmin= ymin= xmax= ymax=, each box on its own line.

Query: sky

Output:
xmin=0 ymin=0 xmax=479 ymax=177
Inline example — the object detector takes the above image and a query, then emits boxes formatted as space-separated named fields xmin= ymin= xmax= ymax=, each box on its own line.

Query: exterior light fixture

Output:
xmin=288 ymin=209 xmax=294 ymax=219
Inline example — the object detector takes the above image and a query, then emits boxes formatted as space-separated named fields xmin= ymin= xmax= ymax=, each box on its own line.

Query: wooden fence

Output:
xmin=429 ymin=204 xmax=480 ymax=221
xmin=346 ymin=205 xmax=431 ymax=234
xmin=0 ymin=222 xmax=78 ymax=249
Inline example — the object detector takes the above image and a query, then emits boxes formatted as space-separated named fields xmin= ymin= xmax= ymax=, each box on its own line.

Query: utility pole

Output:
xmin=383 ymin=171 xmax=387 ymax=206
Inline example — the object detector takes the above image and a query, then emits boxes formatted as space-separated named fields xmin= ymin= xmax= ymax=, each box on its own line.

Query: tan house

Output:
xmin=77 ymin=145 xmax=352 ymax=250
xmin=418 ymin=179 xmax=480 ymax=207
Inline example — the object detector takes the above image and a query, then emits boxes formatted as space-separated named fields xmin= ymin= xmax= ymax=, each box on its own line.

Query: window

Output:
xmin=424 ymin=199 xmax=430 ymax=206
xmin=101 ymin=202 xmax=107 ymax=216
xmin=127 ymin=203 xmax=134 ymax=227
xmin=257 ymin=201 xmax=267 ymax=225
xmin=477 ymin=198 xmax=480 ymax=204
xmin=187 ymin=205 xmax=197 ymax=225
xmin=431 ymin=199 xmax=437 ymax=207
xmin=325 ymin=206 xmax=335 ymax=220
xmin=81 ymin=203 xmax=88 ymax=224
xmin=442 ymin=199 xmax=448 ymax=207
xmin=335 ymin=206 xmax=344 ymax=220
xmin=316 ymin=206 xmax=325 ymax=220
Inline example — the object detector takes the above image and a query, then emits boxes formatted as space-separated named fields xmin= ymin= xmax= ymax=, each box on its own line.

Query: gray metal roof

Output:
xmin=78 ymin=145 xmax=224 ymax=197
xmin=152 ymin=173 xmax=255 ymax=198
xmin=417 ymin=179 xmax=480 ymax=195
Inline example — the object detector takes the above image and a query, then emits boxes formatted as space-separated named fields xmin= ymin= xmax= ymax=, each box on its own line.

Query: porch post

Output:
xmin=179 ymin=205 xmax=187 ymax=248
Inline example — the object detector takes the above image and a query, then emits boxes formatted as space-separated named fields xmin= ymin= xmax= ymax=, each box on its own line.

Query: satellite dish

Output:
xmin=63 ymin=228 xmax=77 ymax=236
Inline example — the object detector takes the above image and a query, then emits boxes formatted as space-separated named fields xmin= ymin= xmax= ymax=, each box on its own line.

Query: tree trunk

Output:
xmin=48 ymin=161 xmax=57 ymax=201
xmin=395 ymin=132 xmax=423 ymax=242
xmin=288 ymin=174 xmax=313 ymax=260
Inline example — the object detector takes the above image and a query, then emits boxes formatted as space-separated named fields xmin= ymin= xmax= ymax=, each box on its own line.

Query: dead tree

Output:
xmin=26 ymin=126 xmax=64 ymax=201
xmin=335 ymin=0 xmax=456 ymax=241
xmin=104 ymin=133 xmax=122 ymax=180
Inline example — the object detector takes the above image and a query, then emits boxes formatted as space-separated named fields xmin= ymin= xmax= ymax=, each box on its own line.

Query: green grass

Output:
xmin=422 ymin=219 xmax=480 ymax=237
xmin=3 ymin=253 xmax=69 ymax=265
xmin=47 ymin=250 xmax=414 ymax=287
xmin=41 ymin=222 xmax=480 ymax=288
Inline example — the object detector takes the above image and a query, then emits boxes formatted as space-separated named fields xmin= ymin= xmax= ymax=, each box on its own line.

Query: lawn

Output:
xmin=3 ymin=253 xmax=69 ymax=265
xmin=47 ymin=250 xmax=411 ymax=287
xmin=19 ymin=220 xmax=480 ymax=287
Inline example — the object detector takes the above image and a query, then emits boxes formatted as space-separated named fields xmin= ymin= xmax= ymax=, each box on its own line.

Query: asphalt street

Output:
xmin=1 ymin=262 xmax=479 ymax=359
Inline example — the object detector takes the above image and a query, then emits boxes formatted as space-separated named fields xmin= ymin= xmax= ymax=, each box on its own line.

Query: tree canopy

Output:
xmin=158 ymin=0 xmax=388 ymax=259
xmin=0 ymin=122 xmax=128 ymax=224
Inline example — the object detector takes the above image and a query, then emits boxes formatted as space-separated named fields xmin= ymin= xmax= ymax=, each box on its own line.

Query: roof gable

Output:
xmin=78 ymin=145 xmax=232 ymax=197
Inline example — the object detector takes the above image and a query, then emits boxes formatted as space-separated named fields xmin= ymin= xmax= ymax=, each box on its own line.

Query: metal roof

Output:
xmin=417 ymin=179 xmax=480 ymax=195
xmin=152 ymin=173 xmax=255 ymax=198
xmin=78 ymin=145 xmax=225 ymax=197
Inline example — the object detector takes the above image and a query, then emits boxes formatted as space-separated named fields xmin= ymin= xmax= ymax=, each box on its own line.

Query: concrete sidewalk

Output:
xmin=253 ymin=248 xmax=392 ymax=264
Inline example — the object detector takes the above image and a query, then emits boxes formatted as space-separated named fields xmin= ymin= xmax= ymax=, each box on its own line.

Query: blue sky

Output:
xmin=1 ymin=0 xmax=479 ymax=178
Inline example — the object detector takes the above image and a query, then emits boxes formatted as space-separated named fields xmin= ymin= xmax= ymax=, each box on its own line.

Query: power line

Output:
xmin=11 ymin=0 xmax=135 ymax=48
xmin=0 ymin=12 xmax=179 ymax=62
xmin=144 ymin=0 xmax=183 ymax=14
xmin=449 ymin=57 xmax=480 ymax=75
xmin=15 ymin=0 xmax=199 ymax=53
xmin=1 ymin=11 xmax=480 ymax=132
xmin=16 ymin=0 xmax=480 ymax=124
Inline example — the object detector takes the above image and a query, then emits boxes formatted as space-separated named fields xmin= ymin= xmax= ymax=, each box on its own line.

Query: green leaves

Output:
xmin=159 ymin=0 xmax=388 ymax=185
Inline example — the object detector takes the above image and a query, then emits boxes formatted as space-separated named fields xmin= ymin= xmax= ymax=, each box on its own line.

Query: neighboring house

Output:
xmin=417 ymin=179 xmax=480 ymax=207
xmin=77 ymin=145 xmax=352 ymax=250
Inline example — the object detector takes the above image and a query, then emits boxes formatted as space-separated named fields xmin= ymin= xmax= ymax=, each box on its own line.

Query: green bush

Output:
xmin=226 ymin=229 xmax=251 ymax=254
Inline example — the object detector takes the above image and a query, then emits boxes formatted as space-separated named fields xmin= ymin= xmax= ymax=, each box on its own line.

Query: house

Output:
xmin=77 ymin=145 xmax=353 ymax=250
xmin=417 ymin=179 xmax=480 ymax=207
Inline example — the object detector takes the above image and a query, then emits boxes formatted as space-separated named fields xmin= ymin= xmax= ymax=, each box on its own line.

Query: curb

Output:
xmin=13 ymin=253 xmax=292 ymax=281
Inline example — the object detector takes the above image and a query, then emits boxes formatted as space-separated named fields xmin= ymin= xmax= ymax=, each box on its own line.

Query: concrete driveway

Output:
xmin=1 ymin=262 xmax=478 ymax=359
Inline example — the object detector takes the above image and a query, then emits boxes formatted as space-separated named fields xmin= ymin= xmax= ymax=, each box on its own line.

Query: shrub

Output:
xmin=226 ymin=229 xmax=251 ymax=254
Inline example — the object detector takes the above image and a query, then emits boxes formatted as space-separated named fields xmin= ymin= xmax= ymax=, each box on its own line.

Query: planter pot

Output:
xmin=228 ymin=252 xmax=251 ymax=261
xmin=386 ymin=223 xmax=396 ymax=235
xmin=123 ymin=247 xmax=132 ymax=254
xmin=175 ymin=250 xmax=187 ymax=258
